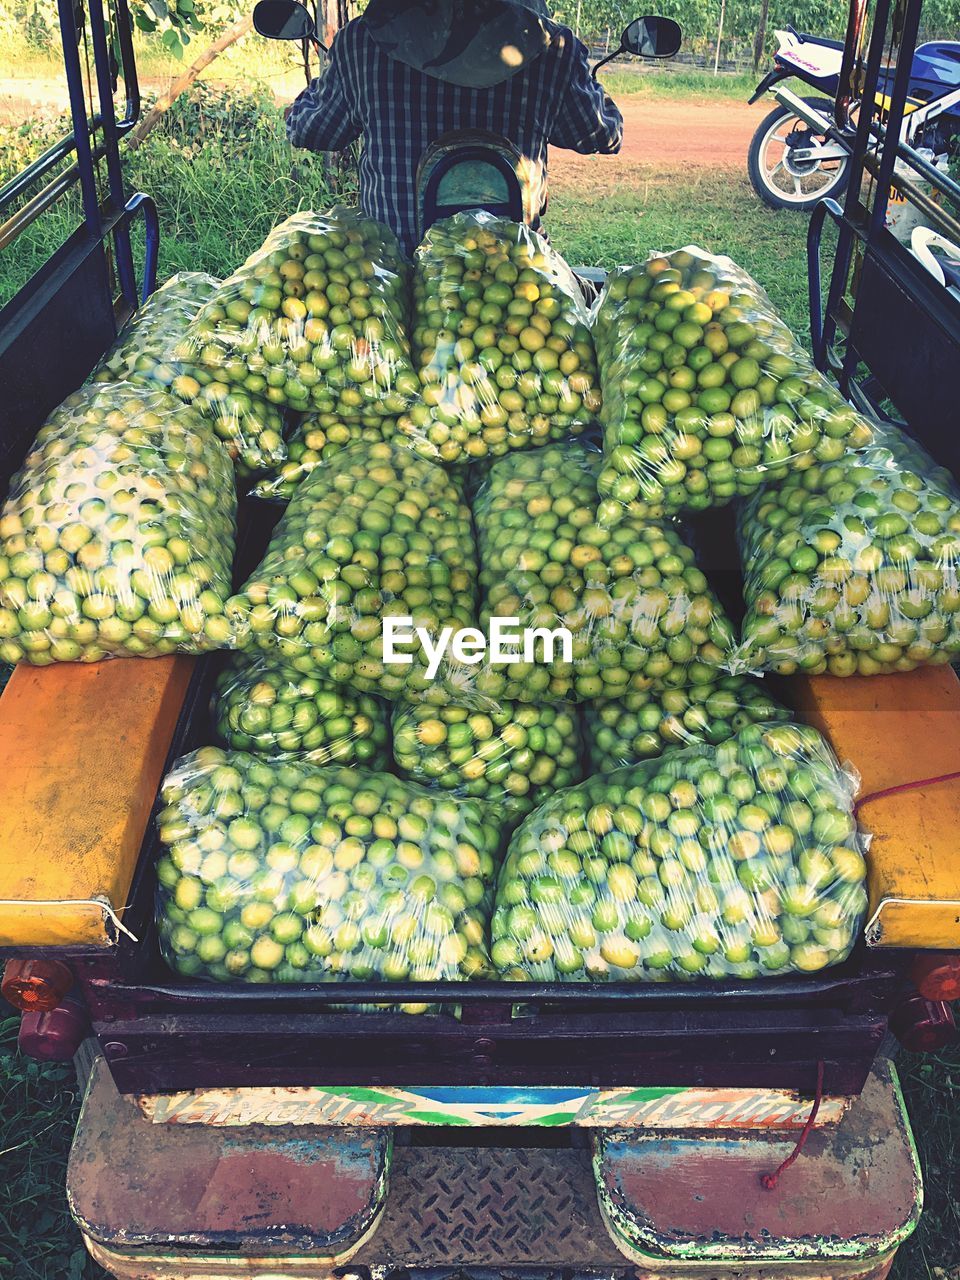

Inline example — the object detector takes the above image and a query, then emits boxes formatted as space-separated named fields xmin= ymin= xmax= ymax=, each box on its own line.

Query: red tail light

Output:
xmin=1 ymin=957 xmax=74 ymax=1012
xmin=911 ymin=951 xmax=960 ymax=1002
xmin=18 ymin=996 xmax=89 ymax=1062
xmin=890 ymin=994 xmax=957 ymax=1053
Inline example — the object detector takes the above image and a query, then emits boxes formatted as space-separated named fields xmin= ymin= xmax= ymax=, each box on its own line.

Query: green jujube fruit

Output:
xmin=735 ymin=425 xmax=960 ymax=676
xmin=184 ymin=208 xmax=420 ymax=423
xmin=491 ymin=722 xmax=868 ymax=982
xmin=583 ymin=674 xmax=793 ymax=772
xmin=460 ymin=441 xmax=734 ymax=705
xmin=214 ymin=653 xmax=391 ymax=767
xmin=91 ymin=270 xmax=287 ymax=479
xmin=593 ymin=247 xmax=874 ymax=523
xmin=404 ymin=211 xmax=601 ymax=465
xmin=226 ymin=441 xmax=478 ymax=701
xmin=0 ymin=383 xmax=240 ymax=665
xmin=250 ymin=413 xmax=400 ymax=502
xmin=155 ymin=747 xmax=499 ymax=1002
xmin=393 ymin=698 xmax=582 ymax=822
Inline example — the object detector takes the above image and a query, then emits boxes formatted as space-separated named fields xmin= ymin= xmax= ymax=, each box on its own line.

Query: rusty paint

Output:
xmin=67 ymin=1057 xmax=390 ymax=1256
xmin=593 ymin=1058 xmax=922 ymax=1265
xmin=137 ymin=1083 xmax=849 ymax=1131
xmin=792 ymin=668 xmax=960 ymax=951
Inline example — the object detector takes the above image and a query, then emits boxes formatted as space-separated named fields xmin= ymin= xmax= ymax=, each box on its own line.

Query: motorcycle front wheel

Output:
xmin=748 ymin=97 xmax=850 ymax=211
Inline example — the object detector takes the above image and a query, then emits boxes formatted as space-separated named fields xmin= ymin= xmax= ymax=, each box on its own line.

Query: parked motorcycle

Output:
xmin=748 ymin=25 xmax=960 ymax=211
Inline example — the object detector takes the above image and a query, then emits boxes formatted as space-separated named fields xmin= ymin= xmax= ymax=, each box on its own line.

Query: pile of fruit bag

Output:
xmin=226 ymin=441 xmax=478 ymax=701
xmin=403 ymin=211 xmax=601 ymax=465
xmin=453 ymin=441 xmax=734 ymax=705
xmin=734 ymin=424 xmax=960 ymax=676
xmin=214 ymin=652 xmax=391 ymax=767
xmin=249 ymin=413 xmax=398 ymax=503
xmin=0 ymin=384 xmax=240 ymax=665
xmin=91 ymin=271 xmax=287 ymax=479
xmin=182 ymin=208 xmax=420 ymax=424
xmin=156 ymin=747 xmax=499 ymax=995
xmin=592 ymin=247 xmax=874 ymax=523
xmin=582 ymin=673 xmax=792 ymax=772
xmin=392 ymin=699 xmax=582 ymax=824
xmin=491 ymin=722 xmax=868 ymax=982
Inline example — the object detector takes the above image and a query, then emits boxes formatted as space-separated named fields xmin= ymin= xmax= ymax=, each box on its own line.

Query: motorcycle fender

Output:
xmin=748 ymin=67 xmax=789 ymax=104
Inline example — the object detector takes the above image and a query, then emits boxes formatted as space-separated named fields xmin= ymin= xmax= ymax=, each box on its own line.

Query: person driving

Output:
xmin=286 ymin=0 xmax=623 ymax=255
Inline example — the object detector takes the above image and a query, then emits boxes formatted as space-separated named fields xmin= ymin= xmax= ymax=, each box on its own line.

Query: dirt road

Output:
xmin=3 ymin=77 xmax=768 ymax=172
xmin=550 ymin=96 xmax=768 ymax=184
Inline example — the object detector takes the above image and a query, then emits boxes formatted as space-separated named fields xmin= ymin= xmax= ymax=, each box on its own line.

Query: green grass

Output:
xmin=0 ymin=86 xmax=353 ymax=308
xmin=598 ymin=66 xmax=758 ymax=101
xmin=549 ymin=169 xmax=823 ymax=340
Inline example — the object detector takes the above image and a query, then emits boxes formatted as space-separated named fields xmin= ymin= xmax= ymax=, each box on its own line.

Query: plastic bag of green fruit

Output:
xmin=583 ymin=674 xmax=792 ymax=772
xmin=91 ymin=271 xmax=287 ymax=479
xmin=156 ymin=747 xmax=499 ymax=1000
xmin=0 ymin=383 xmax=240 ymax=665
xmin=491 ymin=721 xmax=868 ymax=983
xmin=734 ymin=424 xmax=960 ymax=677
xmin=249 ymin=413 xmax=398 ymax=502
xmin=182 ymin=208 xmax=420 ymax=424
xmin=402 ymin=211 xmax=601 ymax=466
xmin=214 ymin=653 xmax=391 ymax=767
xmin=226 ymin=441 xmax=478 ymax=701
xmin=592 ymin=247 xmax=874 ymax=524
xmin=393 ymin=699 xmax=582 ymax=825
xmin=451 ymin=441 xmax=734 ymax=706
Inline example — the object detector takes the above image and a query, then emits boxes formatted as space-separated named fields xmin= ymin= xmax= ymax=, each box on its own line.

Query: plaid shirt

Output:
xmin=286 ymin=16 xmax=622 ymax=254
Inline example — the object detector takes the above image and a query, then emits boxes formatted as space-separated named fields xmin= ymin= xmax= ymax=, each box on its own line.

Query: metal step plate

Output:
xmin=595 ymin=1057 xmax=922 ymax=1267
xmin=68 ymin=1056 xmax=389 ymax=1262
xmin=353 ymin=1144 xmax=628 ymax=1270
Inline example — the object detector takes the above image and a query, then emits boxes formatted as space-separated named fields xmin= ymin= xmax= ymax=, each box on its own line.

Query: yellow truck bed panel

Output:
xmin=793 ymin=668 xmax=960 ymax=949
xmin=0 ymin=657 xmax=195 ymax=949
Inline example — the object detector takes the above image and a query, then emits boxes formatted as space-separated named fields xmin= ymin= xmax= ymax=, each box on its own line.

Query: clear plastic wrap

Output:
xmin=91 ymin=271 xmax=287 ymax=479
xmin=226 ymin=441 xmax=478 ymax=701
xmin=403 ymin=212 xmax=601 ymax=465
xmin=491 ymin=722 xmax=868 ymax=982
xmin=734 ymin=425 xmax=960 ymax=676
xmin=156 ymin=747 xmax=499 ymax=995
xmin=182 ymin=209 xmax=420 ymax=423
xmin=392 ymin=698 xmax=582 ymax=824
xmin=593 ymin=247 xmax=874 ymax=523
xmin=0 ymin=384 xmax=240 ymax=665
xmin=455 ymin=442 xmax=734 ymax=706
xmin=583 ymin=674 xmax=793 ymax=773
xmin=91 ymin=272 xmax=221 ymax=382
xmin=249 ymin=413 xmax=398 ymax=502
xmin=214 ymin=653 xmax=391 ymax=767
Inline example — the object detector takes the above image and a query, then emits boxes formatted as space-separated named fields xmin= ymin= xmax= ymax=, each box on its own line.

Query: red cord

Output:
xmin=760 ymin=1061 xmax=825 ymax=1191
xmin=853 ymin=770 xmax=960 ymax=815
xmin=757 ymin=772 xmax=960 ymax=1191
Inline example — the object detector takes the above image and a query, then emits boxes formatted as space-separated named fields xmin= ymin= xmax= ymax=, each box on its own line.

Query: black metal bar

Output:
xmin=99 ymin=965 xmax=896 ymax=1008
xmin=125 ymin=192 xmax=160 ymax=300
xmin=58 ymin=0 xmax=102 ymax=235
xmin=868 ymin=0 xmax=924 ymax=238
xmin=819 ymin=0 xmax=892 ymax=374
xmin=807 ymin=197 xmax=844 ymax=362
xmin=113 ymin=0 xmax=142 ymax=128
xmin=88 ymin=0 xmax=137 ymax=309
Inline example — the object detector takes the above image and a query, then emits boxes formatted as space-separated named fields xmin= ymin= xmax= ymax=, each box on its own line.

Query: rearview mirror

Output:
xmin=253 ymin=0 xmax=317 ymax=41
xmin=620 ymin=15 xmax=682 ymax=59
